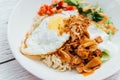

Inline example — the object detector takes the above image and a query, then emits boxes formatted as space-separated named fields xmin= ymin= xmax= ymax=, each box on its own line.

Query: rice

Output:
xmin=40 ymin=54 xmax=71 ymax=71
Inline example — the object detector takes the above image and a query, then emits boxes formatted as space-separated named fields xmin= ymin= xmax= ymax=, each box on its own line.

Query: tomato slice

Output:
xmin=45 ymin=5 xmax=49 ymax=10
xmin=38 ymin=10 xmax=44 ymax=15
xmin=47 ymin=9 xmax=53 ymax=15
xmin=58 ymin=1 xmax=64 ymax=7
xmin=66 ymin=6 xmax=74 ymax=10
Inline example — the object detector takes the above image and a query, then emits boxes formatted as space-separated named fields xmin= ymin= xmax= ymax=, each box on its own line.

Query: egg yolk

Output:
xmin=48 ymin=16 xmax=65 ymax=35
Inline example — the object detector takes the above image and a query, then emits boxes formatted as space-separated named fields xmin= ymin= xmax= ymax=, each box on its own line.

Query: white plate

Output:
xmin=8 ymin=0 xmax=120 ymax=80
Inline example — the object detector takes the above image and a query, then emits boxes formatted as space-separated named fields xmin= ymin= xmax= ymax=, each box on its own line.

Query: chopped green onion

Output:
xmin=98 ymin=8 xmax=104 ymax=13
xmin=105 ymin=18 xmax=113 ymax=24
xmin=107 ymin=31 xmax=113 ymax=41
xmin=78 ymin=5 xmax=83 ymax=13
xmin=87 ymin=13 xmax=92 ymax=19
xmin=53 ymin=3 xmax=57 ymax=7
xmin=78 ymin=4 xmax=91 ymax=15
xmin=84 ymin=9 xmax=92 ymax=15
xmin=95 ymin=5 xmax=104 ymax=13
xmin=92 ymin=12 xmax=104 ymax=22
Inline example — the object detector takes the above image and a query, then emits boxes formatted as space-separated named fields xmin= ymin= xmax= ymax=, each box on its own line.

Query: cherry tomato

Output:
xmin=47 ymin=9 xmax=53 ymax=15
xmin=45 ymin=4 xmax=49 ymax=10
xmin=48 ymin=5 xmax=53 ymax=10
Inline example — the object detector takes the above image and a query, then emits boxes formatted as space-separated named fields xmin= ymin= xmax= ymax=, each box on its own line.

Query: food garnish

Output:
xmin=101 ymin=49 xmax=110 ymax=62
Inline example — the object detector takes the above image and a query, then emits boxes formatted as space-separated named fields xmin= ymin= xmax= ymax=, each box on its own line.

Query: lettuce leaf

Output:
xmin=101 ymin=49 xmax=110 ymax=62
xmin=64 ymin=0 xmax=82 ymax=6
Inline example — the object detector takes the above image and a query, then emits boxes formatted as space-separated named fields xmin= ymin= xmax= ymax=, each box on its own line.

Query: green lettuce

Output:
xmin=101 ymin=49 xmax=110 ymax=62
xmin=64 ymin=0 xmax=82 ymax=6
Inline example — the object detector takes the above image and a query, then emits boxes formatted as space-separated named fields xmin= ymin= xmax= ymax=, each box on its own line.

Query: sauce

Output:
xmin=82 ymin=71 xmax=94 ymax=76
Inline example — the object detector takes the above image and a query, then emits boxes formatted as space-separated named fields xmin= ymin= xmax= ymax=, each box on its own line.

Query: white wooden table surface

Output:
xmin=0 ymin=0 xmax=120 ymax=80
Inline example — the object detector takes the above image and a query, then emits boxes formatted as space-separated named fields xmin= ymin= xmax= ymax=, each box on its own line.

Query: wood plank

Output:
xmin=0 ymin=0 xmax=20 ymax=23
xmin=0 ymin=23 xmax=15 ymax=63
xmin=0 ymin=1 xmax=40 ymax=80
xmin=0 ymin=0 xmax=19 ymax=62
xmin=0 ymin=60 xmax=40 ymax=80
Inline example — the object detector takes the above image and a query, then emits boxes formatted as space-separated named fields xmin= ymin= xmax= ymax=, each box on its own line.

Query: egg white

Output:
xmin=88 ymin=25 xmax=117 ymax=54
xmin=21 ymin=11 xmax=79 ymax=55
xmin=88 ymin=25 xmax=109 ymax=41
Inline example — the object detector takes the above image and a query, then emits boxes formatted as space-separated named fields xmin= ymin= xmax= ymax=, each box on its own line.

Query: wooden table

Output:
xmin=0 ymin=0 xmax=120 ymax=80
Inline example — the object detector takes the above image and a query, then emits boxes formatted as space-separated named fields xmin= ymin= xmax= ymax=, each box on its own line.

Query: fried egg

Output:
xmin=88 ymin=25 xmax=112 ymax=50
xmin=88 ymin=25 xmax=109 ymax=41
xmin=20 ymin=11 xmax=78 ymax=55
